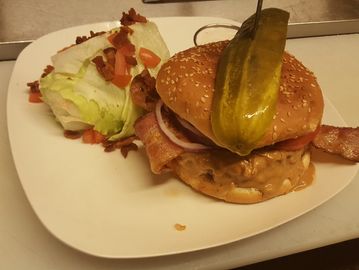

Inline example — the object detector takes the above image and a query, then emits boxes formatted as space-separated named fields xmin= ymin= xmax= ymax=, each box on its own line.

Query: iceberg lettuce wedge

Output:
xmin=40 ymin=20 xmax=169 ymax=140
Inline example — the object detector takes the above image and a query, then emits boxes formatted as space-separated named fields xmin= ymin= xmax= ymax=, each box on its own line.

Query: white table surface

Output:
xmin=1 ymin=36 xmax=359 ymax=269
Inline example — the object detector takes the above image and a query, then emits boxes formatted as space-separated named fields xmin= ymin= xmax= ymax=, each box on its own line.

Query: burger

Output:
xmin=131 ymin=22 xmax=358 ymax=204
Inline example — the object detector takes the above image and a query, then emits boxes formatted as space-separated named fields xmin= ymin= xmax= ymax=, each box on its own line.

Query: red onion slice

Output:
xmin=155 ymin=100 xmax=211 ymax=151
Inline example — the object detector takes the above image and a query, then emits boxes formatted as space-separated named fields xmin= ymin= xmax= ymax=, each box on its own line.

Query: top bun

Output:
xmin=156 ymin=41 xmax=324 ymax=150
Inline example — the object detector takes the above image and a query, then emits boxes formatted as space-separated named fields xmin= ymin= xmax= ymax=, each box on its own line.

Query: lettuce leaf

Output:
xmin=40 ymin=21 xmax=169 ymax=140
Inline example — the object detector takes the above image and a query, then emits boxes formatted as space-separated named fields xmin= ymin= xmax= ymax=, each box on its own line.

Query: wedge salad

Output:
xmin=28 ymin=9 xmax=169 ymax=152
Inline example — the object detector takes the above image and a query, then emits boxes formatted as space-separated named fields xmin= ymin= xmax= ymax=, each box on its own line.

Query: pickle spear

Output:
xmin=211 ymin=8 xmax=289 ymax=155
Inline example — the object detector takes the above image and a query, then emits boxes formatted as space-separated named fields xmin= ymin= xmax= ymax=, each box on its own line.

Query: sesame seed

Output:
xmin=200 ymin=97 xmax=206 ymax=103
xmin=310 ymin=83 xmax=316 ymax=87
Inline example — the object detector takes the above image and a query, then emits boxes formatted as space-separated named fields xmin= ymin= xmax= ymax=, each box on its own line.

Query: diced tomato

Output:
xmin=82 ymin=128 xmax=105 ymax=144
xmin=139 ymin=47 xmax=161 ymax=68
xmin=112 ymin=74 xmax=132 ymax=88
xmin=112 ymin=50 xmax=132 ymax=88
xmin=93 ymin=130 xmax=105 ymax=143
xmin=275 ymin=126 xmax=321 ymax=151
xmin=114 ymin=50 xmax=127 ymax=76
xmin=82 ymin=129 xmax=95 ymax=144
xmin=29 ymin=91 xmax=43 ymax=103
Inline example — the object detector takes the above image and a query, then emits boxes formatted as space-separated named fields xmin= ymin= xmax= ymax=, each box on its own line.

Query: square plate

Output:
xmin=6 ymin=17 xmax=359 ymax=258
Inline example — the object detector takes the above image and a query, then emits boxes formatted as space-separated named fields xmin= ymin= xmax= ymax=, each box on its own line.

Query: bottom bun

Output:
xmin=169 ymin=147 xmax=314 ymax=204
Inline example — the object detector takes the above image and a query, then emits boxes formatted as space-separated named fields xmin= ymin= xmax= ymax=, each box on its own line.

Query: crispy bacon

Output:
xmin=102 ymin=135 xmax=137 ymax=152
xmin=125 ymin=55 xmax=138 ymax=66
xmin=134 ymin=112 xmax=184 ymax=174
xmin=75 ymin=30 xmax=106 ymax=45
xmin=103 ymin=47 xmax=116 ymax=66
xmin=91 ymin=56 xmax=114 ymax=81
xmin=130 ymin=69 xmax=159 ymax=111
xmin=312 ymin=125 xmax=359 ymax=162
xmin=27 ymin=80 xmax=40 ymax=93
xmin=120 ymin=8 xmax=147 ymax=26
xmin=41 ymin=65 xmax=54 ymax=78
xmin=111 ymin=27 xmax=135 ymax=54
xmin=64 ymin=130 xmax=83 ymax=139
xmin=120 ymin=143 xmax=138 ymax=158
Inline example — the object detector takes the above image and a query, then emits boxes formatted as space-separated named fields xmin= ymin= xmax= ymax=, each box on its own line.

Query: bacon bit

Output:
xmin=27 ymin=80 xmax=43 ymax=103
xmin=174 ymin=223 xmax=186 ymax=231
xmin=64 ymin=130 xmax=83 ymax=139
xmin=103 ymin=135 xmax=139 ymax=158
xmin=103 ymin=135 xmax=137 ymax=152
xmin=41 ymin=65 xmax=54 ymax=78
xmin=111 ymin=27 xmax=136 ymax=54
xmin=125 ymin=55 xmax=137 ymax=66
xmin=119 ymin=43 xmax=136 ymax=57
xmin=103 ymin=47 xmax=116 ymax=66
xmin=130 ymin=69 xmax=158 ymax=111
xmin=120 ymin=143 xmax=138 ymax=158
xmin=107 ymin=32 xmax=118 ymax=45
xmin=27 ymin=80 xmax=40 ymax=93
xmin=120 ymin=8 xmax=147 ymax=26
xmin=91 ymin=56 xmax=114 ymax=81
xmin=121 ymin=25 xmax=134 ymax=35
xmin=75 ymin=30 xmax=106 ymax=45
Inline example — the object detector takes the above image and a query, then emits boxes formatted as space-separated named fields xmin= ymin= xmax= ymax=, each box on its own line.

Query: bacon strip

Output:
xmin=134 ymin=112 xmax=184 ymax=174
xmin=312 ymin=125 xmax=359 ymax=162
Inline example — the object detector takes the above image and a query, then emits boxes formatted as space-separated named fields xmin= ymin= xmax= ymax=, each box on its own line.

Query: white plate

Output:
xmin=7 ymin=17 xmax=359 ymax=258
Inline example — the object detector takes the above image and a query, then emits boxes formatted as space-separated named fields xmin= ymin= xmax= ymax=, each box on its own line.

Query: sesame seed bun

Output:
xmin=156 ymin=41 xmax=324 ymax=150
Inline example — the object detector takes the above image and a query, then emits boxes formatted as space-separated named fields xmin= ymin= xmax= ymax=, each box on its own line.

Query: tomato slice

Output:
xmin=275 ymin=126 xmax=321 ymax=151
xmin=139 ymin=47 xmax=161 ymax=68
xmin=29 ymin=91 xmax=42 ymax=103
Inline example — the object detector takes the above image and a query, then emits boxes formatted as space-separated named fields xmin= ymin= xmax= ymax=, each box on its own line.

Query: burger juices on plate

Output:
xmin=132 ymin=9 xmax=359 ymax=203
